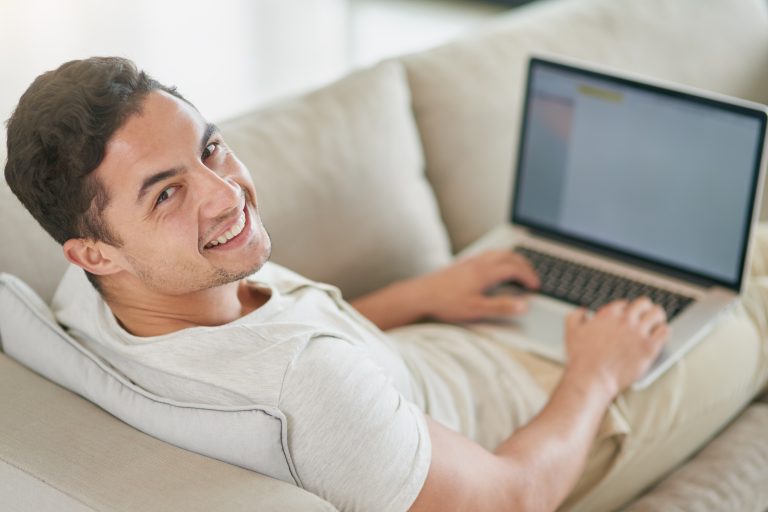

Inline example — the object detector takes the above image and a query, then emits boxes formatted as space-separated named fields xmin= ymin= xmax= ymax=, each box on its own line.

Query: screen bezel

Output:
xmin=510 ymin=56 xmax=768 ymax=292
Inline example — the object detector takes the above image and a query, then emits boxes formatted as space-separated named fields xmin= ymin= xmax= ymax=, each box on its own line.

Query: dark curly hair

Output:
xmin=4 ymin=56 xmax=188 ymax=290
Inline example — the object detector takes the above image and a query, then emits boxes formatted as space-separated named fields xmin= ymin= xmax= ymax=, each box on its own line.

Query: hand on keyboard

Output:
xmin=417 ymin=249 xmax=540 ymax=322
xmin=564 ymin=297 xmax=669 ymax=397
xmin=514 ymin=246 xmax=693 ymax=320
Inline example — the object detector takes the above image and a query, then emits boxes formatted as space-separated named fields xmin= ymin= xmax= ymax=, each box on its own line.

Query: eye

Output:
xmin=155 ymin=185 xmax=178 ymax=206
xmin=202 ymin=141 xmax=219 ymax=160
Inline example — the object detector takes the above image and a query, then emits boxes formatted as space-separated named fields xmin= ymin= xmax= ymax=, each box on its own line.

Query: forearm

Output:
xmin=494 ymin=366 xmax=615 ymax=512
xmin=350 ymin=276 xmax=430 ymax=330
xmin=351 ymin=250 xmax=541 ymax=330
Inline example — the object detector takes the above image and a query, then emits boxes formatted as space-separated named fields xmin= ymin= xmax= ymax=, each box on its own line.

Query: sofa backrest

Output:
xmin=402 ymin=0 xmax=768 ymax=252
xmin=0 ymin=179 xmax=68 ymax=304
xmin=218 ymin=62 xmax=452 ymax=300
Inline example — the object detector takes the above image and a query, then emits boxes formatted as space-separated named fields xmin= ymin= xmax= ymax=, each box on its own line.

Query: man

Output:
xmin=5 ymin=57 xmax=765 ymax=512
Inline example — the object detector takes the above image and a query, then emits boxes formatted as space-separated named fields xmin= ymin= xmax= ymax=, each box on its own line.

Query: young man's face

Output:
xmin=90 ymin=90 xmax=271 ymax=295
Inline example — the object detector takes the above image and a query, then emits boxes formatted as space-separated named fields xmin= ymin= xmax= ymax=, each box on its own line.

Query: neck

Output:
xmin=104 ymin=277 xmax=269 ymax=337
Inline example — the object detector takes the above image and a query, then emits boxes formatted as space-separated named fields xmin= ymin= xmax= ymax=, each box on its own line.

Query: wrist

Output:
xmin=350 ymin=274 xmax=434 ymax=330
xmin=561 ymin=361 xmax=619 ymax=407
xmin=402 ymin=273 xmax=438 ymax=320
xmin=375 ymin=273 xmax=434 ymax=323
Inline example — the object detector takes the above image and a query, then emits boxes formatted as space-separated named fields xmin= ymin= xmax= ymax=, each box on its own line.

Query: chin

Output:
xmin=250 ymin=219 xmax=272 ymax=263
xmin=222 ymin=228 xmax=272 ymax=284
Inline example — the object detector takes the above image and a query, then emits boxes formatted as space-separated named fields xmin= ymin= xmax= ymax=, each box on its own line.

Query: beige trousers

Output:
xmin=507 ymin=225 xmax=768 ymax=511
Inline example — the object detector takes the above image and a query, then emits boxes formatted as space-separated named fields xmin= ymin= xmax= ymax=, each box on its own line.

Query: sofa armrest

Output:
xmin=0 ymin=353 xmax=337 ymax=512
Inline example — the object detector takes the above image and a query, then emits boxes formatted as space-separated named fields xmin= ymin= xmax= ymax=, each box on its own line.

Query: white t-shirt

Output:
xmin=55 ymin=262 xmax=546 ymax=512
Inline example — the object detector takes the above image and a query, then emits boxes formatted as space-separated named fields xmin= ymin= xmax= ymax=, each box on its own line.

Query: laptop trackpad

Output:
xmin=488 ymin=289 xmax=572 ymax=362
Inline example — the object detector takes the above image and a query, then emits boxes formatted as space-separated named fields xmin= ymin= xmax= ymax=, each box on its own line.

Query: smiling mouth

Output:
xmin=204 ymin=209 xmax=247 ymax=249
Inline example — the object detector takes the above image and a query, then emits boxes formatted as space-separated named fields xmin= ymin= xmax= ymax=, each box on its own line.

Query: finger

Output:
xmin=626 ymin=296 xmax=654 ymax=324
xmin=566 ymin=308 xmax=588 ymax=329
xmin=650 ymin=321 xmax=669 ymax=340
xmin=647 ymin=323 xmax=670 ymax=354
xmin=638 ymin=305 xmax=667 ymax=336
xmin=597 ymin=299 xmax=628 ymax=317
xmin=490 ymin=258 xmax=540 ymax=290
xmin=482 ymin=249 xmax=518 ymax=266
xmin=509 ymin=252 xmax=540 ymax=288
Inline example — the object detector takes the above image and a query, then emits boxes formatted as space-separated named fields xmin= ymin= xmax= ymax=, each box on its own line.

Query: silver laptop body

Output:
xmin=472 ymin=55 xmax=768 ymax=389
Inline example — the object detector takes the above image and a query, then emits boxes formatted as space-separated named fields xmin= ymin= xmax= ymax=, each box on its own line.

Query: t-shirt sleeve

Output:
xmin=278 ymin=335 xmax=431 ymax=512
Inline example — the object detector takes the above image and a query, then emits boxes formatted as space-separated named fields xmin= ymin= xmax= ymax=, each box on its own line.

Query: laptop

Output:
xmin=474 ymin=55 xmax=768 ymax=389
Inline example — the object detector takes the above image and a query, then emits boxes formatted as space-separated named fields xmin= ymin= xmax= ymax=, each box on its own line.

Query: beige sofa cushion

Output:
xmin=0 ymin=180 xmax=68 ymax=304
xmin=402 ymin=0 xmax=768 ymax=251
xmin=0 ymin=352 xmax=336 ymax=512
xmin=219 ymin=61 xmax=452 ymax=299
xmin=623 ymin=403 xmax=768 ymax=512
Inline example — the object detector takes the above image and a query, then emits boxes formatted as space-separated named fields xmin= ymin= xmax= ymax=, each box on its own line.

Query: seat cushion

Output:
xmin=622 ymin=403 xmax=768 ymax=512
xmin=0 ymin=352 xmax=336 ymax=512
xmin=219 ymin=61 xmax=452 ymax=300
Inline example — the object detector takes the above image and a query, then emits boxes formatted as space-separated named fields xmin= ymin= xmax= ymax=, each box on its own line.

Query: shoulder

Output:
xmin=279 ymin=333 xmax=403 ymax=417
xmin=278 ymin=333 xmax=432 ymax=511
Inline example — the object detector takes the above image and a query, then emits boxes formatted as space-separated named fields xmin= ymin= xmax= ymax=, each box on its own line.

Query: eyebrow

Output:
xmin=135 ymin=122 xmax=219 ymax=205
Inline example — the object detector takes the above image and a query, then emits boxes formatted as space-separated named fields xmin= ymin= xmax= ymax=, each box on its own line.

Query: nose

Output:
xmin=192 ymin=163 xmax=242 ymax=220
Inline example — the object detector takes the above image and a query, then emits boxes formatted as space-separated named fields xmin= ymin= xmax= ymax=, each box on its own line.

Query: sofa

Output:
xmin=1 ymin=0 xmax=768 ymax=510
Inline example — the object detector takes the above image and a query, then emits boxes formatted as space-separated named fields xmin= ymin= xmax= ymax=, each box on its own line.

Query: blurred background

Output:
xmin=0 ymin=0 xmax=536 ymax=161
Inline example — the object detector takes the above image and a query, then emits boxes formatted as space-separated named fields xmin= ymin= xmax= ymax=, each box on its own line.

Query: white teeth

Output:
xmin=205 ymin=212 xmax=246 ymax=249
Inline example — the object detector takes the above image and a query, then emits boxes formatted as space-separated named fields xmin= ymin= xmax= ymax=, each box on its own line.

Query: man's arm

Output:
xmin=410 ymin=298 xmax=668 ymax=512
xmin=412 ymin=371 xmax=612 ymax=512
xmin=351 ymin=250 xmax=540 ymax=330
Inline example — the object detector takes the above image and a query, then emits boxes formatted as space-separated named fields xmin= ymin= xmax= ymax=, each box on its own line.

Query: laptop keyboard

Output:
xmin=514 ymin=246 xmax=695 ymax=320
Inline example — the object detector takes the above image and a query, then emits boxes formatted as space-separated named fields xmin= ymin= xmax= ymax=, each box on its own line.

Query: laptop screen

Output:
xmin=512 ymin=57 xmax=768 ymax=291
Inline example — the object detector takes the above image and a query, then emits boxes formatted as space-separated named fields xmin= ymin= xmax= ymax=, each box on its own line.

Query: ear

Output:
xmin=62 ymin=238 xmax=124 ymax=276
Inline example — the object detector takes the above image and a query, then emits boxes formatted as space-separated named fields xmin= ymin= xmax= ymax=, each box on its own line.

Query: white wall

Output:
xmin=0 ymin=0 xmax=505 ymax=165
xmin=350 ymin=0 xmax=505 ymax=67
xmin=0 ymin=0 xmax=350 ymax=161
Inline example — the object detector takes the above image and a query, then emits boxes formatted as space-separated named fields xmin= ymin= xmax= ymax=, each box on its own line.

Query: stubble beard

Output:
xmin=127 ymin=224 xmax=272 ymax=295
